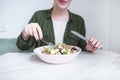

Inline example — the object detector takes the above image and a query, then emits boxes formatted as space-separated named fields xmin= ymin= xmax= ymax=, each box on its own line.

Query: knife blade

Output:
xmin=71 ymin=31 xmax=103 ymax=49
xmin=71 ymin=31 xmax=88 ymax=42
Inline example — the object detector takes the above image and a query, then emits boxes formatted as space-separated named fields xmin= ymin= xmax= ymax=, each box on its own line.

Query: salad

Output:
xmin=42 ymin=43 xmax=78 ymax=55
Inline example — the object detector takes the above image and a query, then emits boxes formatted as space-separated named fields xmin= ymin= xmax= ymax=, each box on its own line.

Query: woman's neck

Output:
xmin=52 ymin=8 xmax=69 ymax=22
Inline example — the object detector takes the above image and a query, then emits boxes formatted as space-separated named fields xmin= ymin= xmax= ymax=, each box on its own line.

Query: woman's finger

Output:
xmin=35 ymin=23 xmax=43 ymax=39
xmin=33 ymin=26 xmax=39 ymax=41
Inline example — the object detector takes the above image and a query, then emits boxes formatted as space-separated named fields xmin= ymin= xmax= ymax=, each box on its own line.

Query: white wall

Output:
xmin=109 ymin=0 xmax=120 ymax=53
xmin=0 ymin=0 xmax=120 ymax=52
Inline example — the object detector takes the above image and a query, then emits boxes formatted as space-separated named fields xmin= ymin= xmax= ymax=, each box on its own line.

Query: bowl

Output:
xmin=33 ymin=45 xmax=81 ymax=64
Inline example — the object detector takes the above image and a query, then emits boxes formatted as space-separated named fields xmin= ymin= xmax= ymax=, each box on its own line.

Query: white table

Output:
xmin=0 ymin=50 xmax=120 ymax=80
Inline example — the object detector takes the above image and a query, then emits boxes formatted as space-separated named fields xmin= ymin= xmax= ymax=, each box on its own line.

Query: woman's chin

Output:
xmin=57 ymin=5 xmax=68 ymax=10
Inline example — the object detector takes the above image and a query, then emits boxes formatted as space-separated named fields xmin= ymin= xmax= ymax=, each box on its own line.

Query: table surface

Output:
xmin=0 ymin=50 xmax=120 ymax=80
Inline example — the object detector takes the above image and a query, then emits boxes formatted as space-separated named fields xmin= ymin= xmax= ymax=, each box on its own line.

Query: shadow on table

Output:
xmin=29 ymin=54 xmax=49 ymax=64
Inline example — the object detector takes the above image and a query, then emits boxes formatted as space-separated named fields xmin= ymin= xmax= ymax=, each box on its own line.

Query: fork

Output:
xmin=41 ymin=39 xmax=53 ymax=45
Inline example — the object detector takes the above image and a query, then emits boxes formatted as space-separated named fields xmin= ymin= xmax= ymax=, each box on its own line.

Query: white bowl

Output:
xmin=33 ymin=45 xmax=81 ymax=64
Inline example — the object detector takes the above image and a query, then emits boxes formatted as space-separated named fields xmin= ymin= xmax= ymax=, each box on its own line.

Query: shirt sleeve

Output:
xmin=16 ymin=33 xmax=36 ymax=51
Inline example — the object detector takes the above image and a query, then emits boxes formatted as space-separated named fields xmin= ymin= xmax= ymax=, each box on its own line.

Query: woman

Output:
xmin=17 ymin=0 xmax=102 ymax=52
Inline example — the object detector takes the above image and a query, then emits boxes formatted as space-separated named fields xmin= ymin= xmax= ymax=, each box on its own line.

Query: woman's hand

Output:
xmin=85 ymin=37 xmax=102 ymax=52
xmin=22 ymin=23 xmax=43 ymax=41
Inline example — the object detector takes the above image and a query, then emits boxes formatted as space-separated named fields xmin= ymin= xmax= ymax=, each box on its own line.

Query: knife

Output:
xmin=71 ymin=31 xmax=88 ymax=42
xmin=71 ymin=30 xmax=103 ymax=49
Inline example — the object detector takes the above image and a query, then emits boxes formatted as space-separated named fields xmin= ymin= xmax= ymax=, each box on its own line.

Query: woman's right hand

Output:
xmin=22 ymin=23 xmax=43 ymax=41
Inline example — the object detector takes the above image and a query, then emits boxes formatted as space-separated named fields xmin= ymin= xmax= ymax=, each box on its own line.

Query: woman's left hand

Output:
xmin=85 ymin=37 xmax=102 ymax=52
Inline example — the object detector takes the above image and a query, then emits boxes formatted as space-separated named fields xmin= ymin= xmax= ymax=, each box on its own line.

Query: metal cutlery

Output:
xmin=71 ymin=30 xmax=103 ymax=49
xmin=41 ymin=39 xmax=53 ymax=45
xmin=71 ymin=31 xmax=88 ymax=42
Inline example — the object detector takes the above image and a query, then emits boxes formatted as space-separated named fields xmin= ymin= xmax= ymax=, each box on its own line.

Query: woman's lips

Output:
xmin=59 ymin=0 xmax=67 ymax=5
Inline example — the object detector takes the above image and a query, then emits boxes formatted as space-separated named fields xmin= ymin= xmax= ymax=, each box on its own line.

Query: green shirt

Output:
xmin=16 ymin=8 xmax=87 ymax=51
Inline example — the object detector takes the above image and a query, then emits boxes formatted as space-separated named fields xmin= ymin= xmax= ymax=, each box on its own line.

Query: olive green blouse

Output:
xmin=16 ymin=8 xmax=87 ymax=51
